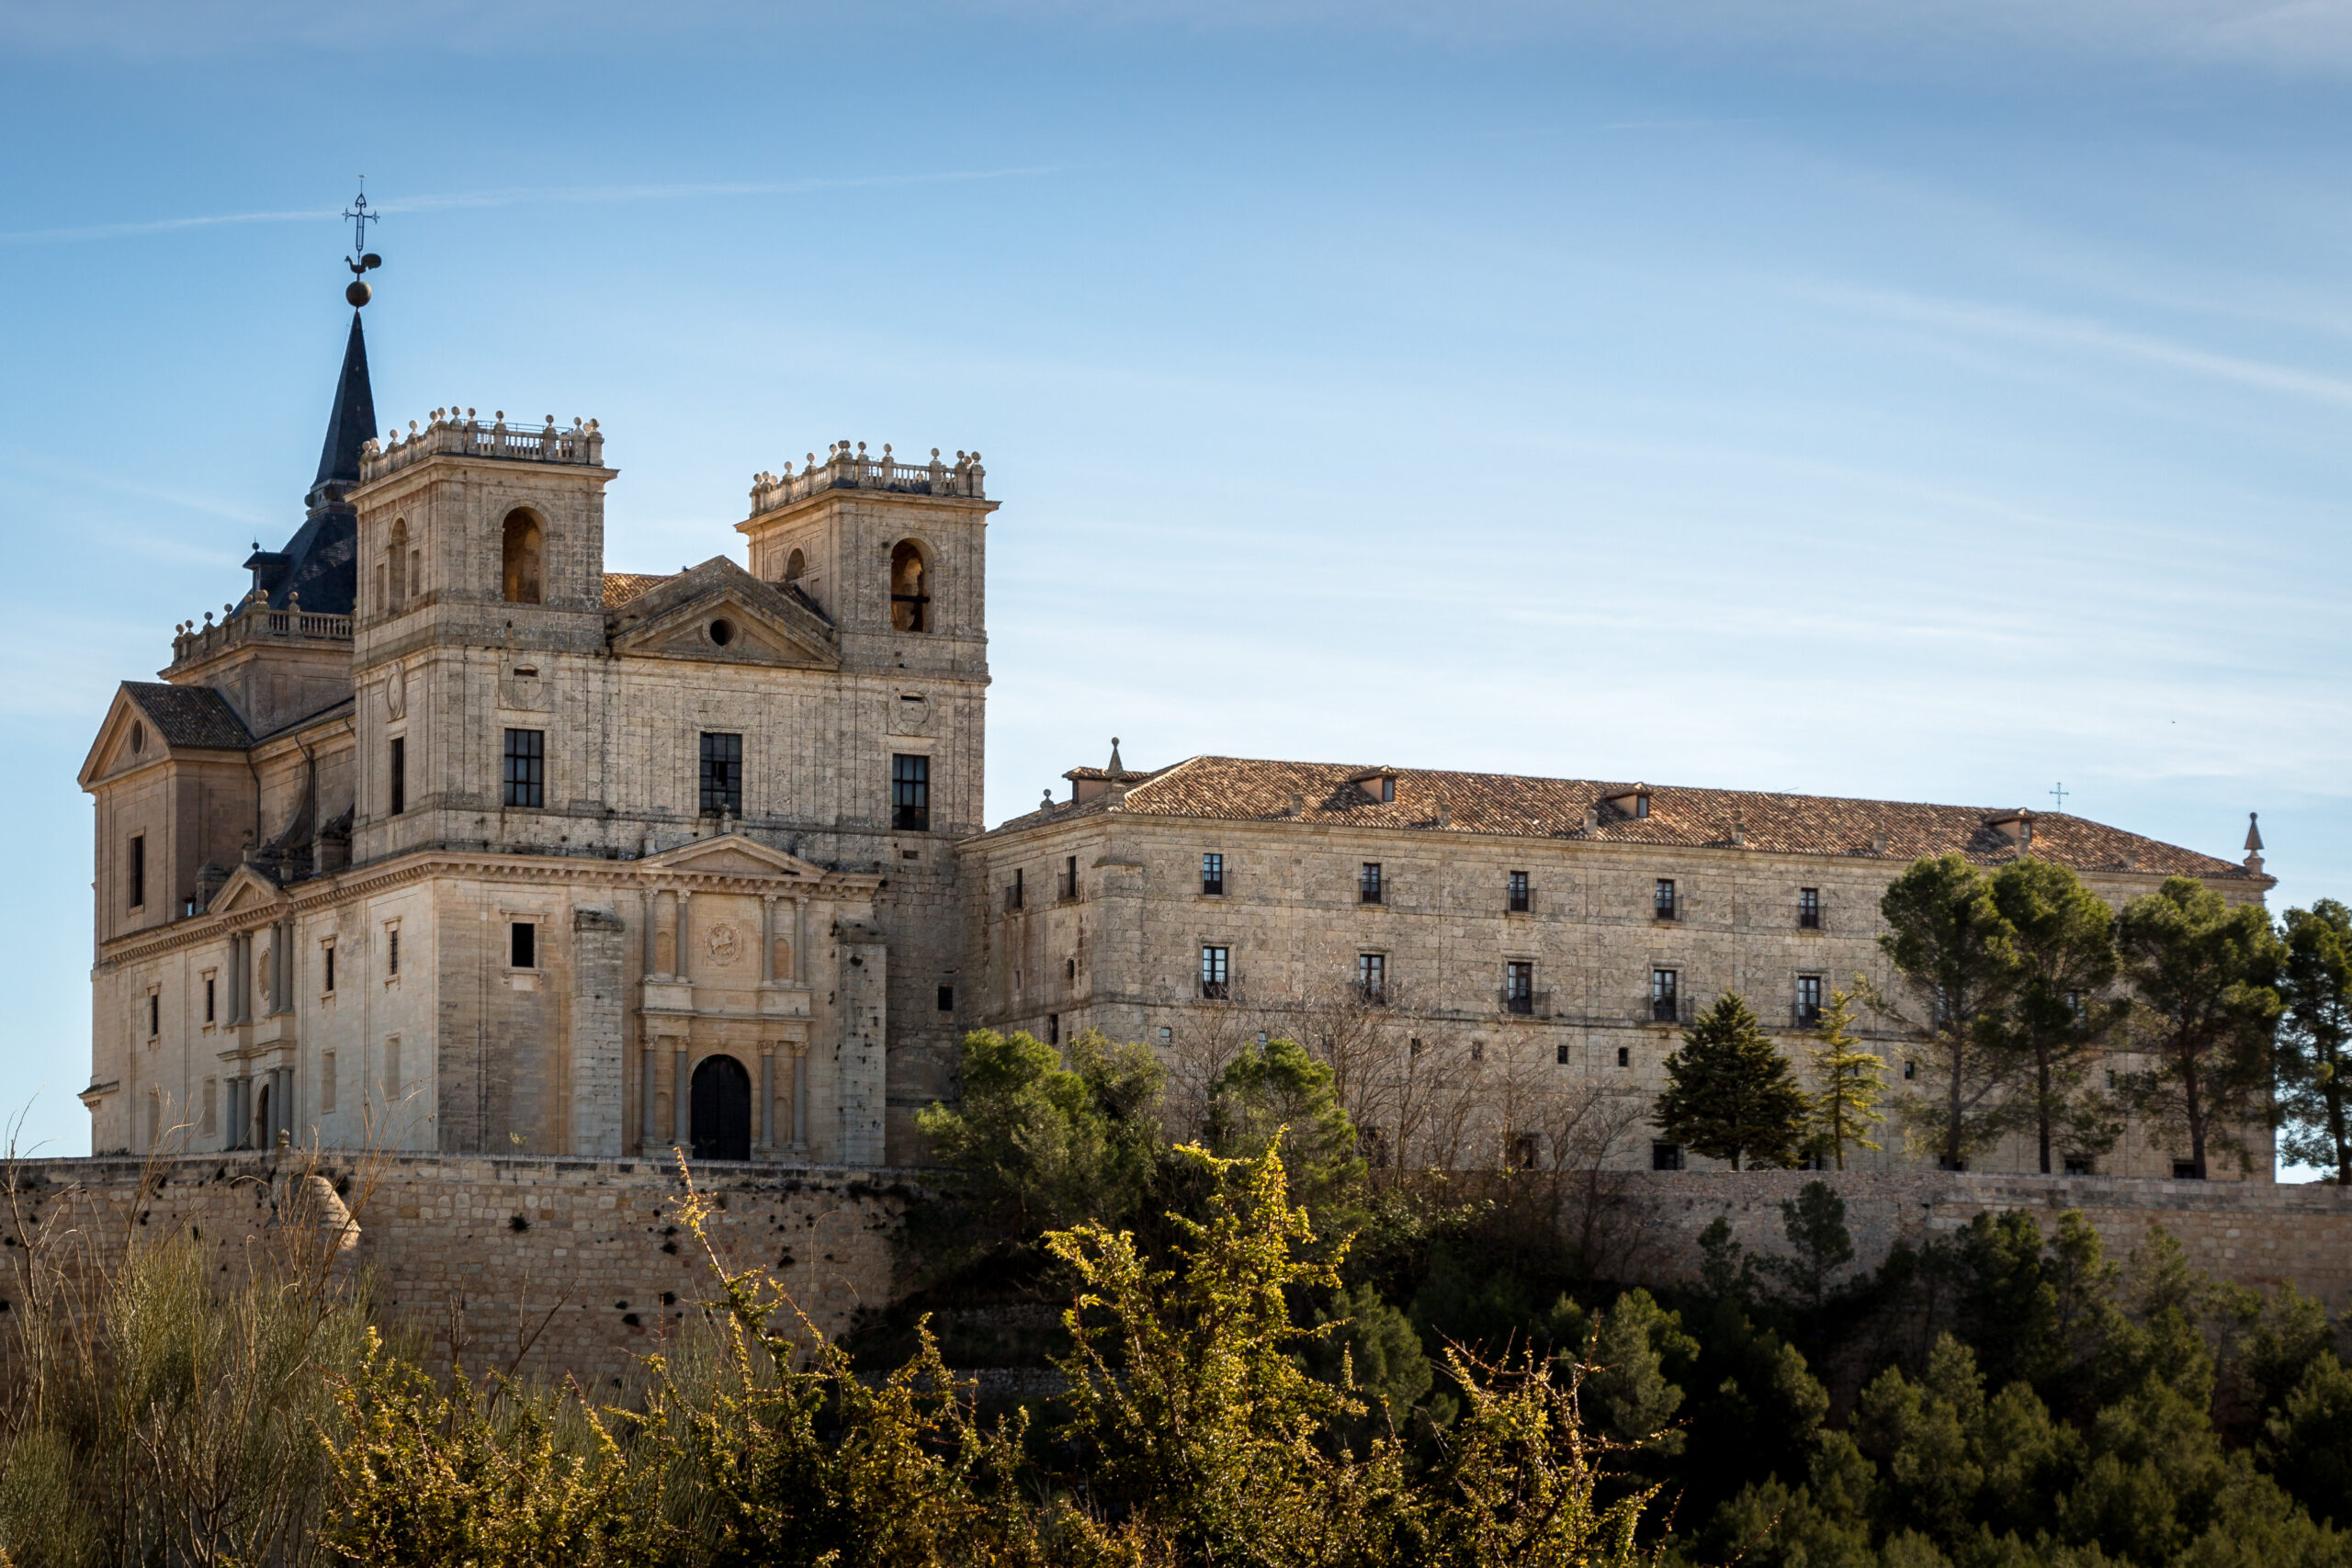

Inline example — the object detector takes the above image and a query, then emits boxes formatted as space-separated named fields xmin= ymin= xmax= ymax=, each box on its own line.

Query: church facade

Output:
xmin=81 ymin=304 xmax=2276 ymax=1177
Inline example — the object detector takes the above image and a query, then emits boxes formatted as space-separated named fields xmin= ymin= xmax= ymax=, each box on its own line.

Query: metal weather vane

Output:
xmin=343 ymin=178 xmax=383 ymax=307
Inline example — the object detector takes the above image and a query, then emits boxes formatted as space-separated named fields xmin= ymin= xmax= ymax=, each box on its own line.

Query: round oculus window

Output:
xmin=708 ymin=618 xmax=736 ymax=647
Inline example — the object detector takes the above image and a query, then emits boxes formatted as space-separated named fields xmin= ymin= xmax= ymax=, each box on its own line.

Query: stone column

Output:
xmin=640 ymin=1036 xmax=660 ymax=1152
xmin=759 ymin=1048 xmax=775 ymax=1151
xmin=792 ymin=897 xmax=808 ymax=984
xmin=653 ymin=889 xmax=677 ymax=977
xmin=672 ymin=1045 xmax=689 ymax=1149
xmin=761 ymin=897 xmax=777 ymax=985
xmin=674 ymin=891 xmax=692 ymax=984
xmin=790 ymin=1044 xmax=808 ymax=1150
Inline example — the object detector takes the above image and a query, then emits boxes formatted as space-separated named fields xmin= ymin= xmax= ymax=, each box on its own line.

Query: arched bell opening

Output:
xmin=501 ymin=509 xmax=544 ymax=604
xmin=690 ymin=1054 xmax=752 ymax=1162
xmin=888 ymin=540 xmax=931 ymax=632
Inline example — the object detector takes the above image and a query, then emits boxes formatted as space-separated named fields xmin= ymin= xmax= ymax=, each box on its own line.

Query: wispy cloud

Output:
xmin=1813 ymin=284 xmax=2352 ymax=406
xmin=0 ymin=167 xmax=1059 ymax=248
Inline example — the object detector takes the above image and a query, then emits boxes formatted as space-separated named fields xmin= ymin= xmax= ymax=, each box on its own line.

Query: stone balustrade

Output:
xmin=170 ymin=591 xmax=353 ymax=667
xmin=360 ymin=408 xmax=605 ymax=481
xmin=748 ymin=440 xmax=984 ymax=515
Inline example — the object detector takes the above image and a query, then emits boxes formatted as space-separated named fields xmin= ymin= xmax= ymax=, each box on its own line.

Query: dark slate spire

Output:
xmin=307 ymin=310 xmax=375 ymax=510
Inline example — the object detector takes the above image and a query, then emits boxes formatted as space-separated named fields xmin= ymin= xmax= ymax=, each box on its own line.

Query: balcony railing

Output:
xmin=361 ymin=411 xmax=605 ymax=480
xmin=749 ymin=440 xmax=986 ymax=514
xmin=1798 ymin=900 xmax=1825 ymax=931
xmin=1200 ymin=973 xmax=1240 ymax=1000
xmin=1789 ymin=1002 xmax=1824 ymax=1031
xmin=1499 ymin=988 xmax=1550 ymax=1018
xmin=1653 ymin=894 xmax=1682 ymax=921
xmin=1649 ymin=995 xmax=1693 ymax=1025
xmin=170 ymin=594 xmax=352 ymax=667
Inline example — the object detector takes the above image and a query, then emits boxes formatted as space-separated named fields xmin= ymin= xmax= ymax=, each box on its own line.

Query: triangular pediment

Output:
xmin=79 ymin=682 xmax=254 ymax=790
xmin=609 ymin=558 xmax=838 ymax=671
xmin=642 ymin=831 xmax=826 ymax=880
xmin=208 ymin=864 xmax=288 ymax=919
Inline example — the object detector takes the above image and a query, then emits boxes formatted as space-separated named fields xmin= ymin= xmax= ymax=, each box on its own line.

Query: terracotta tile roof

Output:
xmin=120 ymin=682 xmax=254 ymax=750
xmin=602 ymin=571 xmax=672 ymax=609
xmin=1005 ymin=755 xmax=2256 ymax=880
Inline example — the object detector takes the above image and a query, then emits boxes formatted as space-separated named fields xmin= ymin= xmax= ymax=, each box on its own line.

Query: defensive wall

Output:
xmin=3 ymin=1156 xmax=2346 ymax=1393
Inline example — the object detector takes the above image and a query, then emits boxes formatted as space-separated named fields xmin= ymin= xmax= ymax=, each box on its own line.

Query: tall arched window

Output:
xmin=889 ymin=540 xmax=930 ymax=632
xmin=785 ymin=547 xmax=806 ymax=583
xmin=502 ymin=510 xmax=544 ymax=604
xmin=386 ymin=518 xmax=410 ymax=610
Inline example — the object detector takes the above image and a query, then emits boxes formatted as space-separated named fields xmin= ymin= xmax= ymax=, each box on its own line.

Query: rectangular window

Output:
xmin=389 ymin=736 xmax=406 ymax=816
xmin=1556 ymin=1043 xmax=1571 ymax=1065
xmin=1200 ymin=944 xmax=1230 ymax=999
xmin=699 ymin=732 xmax=743 ymax=816
xmin=1359 ymin=863 xmax=1383 ymax=905
xmin=1905 ymin=1059 xmax=1917 ymax=1081
xmin=201 ymin=1077 xmax=217 ymax=1136
xmin=204 ymin=976 xmax=216 ymax=1023
xmin=1357 ymin=952 xmax=1385 ymax=1001
xmin=322 ymin=1050 xmax=337 ymax=1114
xmin=1651 ymin=968 xmax=1679 ymax=1022
xmin=1617 ymin=1045 xmax=1631 ymax=1067
xmin=1202 ymin=852 xmax=1225 ymax=897
xmin=891 ymin=753 xmax=930 ymax=831
xmin=502 ymin=728 xmax=545 ymax=808
xmin=1508 ymin=870 xmax=1530 ymax=913
xmin=146 ymin=992 xmax=159 ymax=1038
xmin=322 ymin=943 xmax=336 ymax=994
xmin=129 ymin=833 xmax=146 ymax=911
xmin=383 ymin=1037 xmax=401 ymax=1099
xmin=1047 ymin=1013 xmax=1061 ymax=1046
xmin=2064 ymin=1156 xmax=2094 ymax=1176
xmin=1060 ymin=854 xmax=1079 ymax=900
xmin=1653 ymin=878 xmax=1677 ymax=919
xmin=1798 ymin=886 xmax=1820 ymax=929
xmin=1006 ymin=868 xmax=1024 ymax=911
xmin=936 ymin=984 xmax=955 ymax=1012
xmin=2172 ymin=1158 xmax=2199 ymax=1180
xmin=1652 ymin=1141 xmax=1685 ymax=1171
xmin=1505 ymin=960 xmax=1534 ymax=1015
xmin=1794 ymin=974 xmax=1823 ymax=1028
xmin=510 ymin=921 xmax=537 ymax=969
xmin=387 ymin=927 xmax=401 ymax=978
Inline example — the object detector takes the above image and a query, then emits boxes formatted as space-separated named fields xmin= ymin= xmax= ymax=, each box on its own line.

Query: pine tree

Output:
xmin=1655 ymin=993 xmax=1811 ymax=1171
xmin=1987 ymin=858 xmax=2124 ymax=1175
xmin=2278 ymin=900 xmax=2352 ymax=1184
xmin=1875 ymin=853 xmax=2028 ymax=1170
xmin=1806 ymin=982 xmax=1886 ymax=1170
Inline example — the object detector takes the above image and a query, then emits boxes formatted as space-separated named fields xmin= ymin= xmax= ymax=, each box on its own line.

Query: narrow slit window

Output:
xmin=389 ymin=736 xmax=406 ymax=816
xmin=128 ymin=833 xmax=145 ymax=911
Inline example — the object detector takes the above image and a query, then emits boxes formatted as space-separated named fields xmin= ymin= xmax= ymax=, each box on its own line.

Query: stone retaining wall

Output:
xmin=0 ymin=1151 xmax=917 ymax=1389
xmin=1600 ymin=1169 xmax=2352 ymax=1306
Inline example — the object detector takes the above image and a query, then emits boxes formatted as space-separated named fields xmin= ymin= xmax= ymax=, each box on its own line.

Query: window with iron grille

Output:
xmin=1795 ymin=974 xmax=1823 ymax=1027
xmin=1651 ymin=967 xmax=1679 ymax=1021
xmin=389 ymin=737 xmax=406 ymax=816
xmin=1508 ymin=870 xmax=1530 ymax=912
xmin=891 ymin=753 xmax=930 ymax=830
xmin=1653 ymin=878 xmax=1677 ymax=919
xmin=1505 ymin=960 xmax=1534 ymax=1014
xmin=1202 ymin=852 xmax=1224 ymax=897
xmin=1200 ymin=945 xmax=1230 ymax=999
xmin=1359 ymin=863 xmax=1383 ymax=904
xmin=502 ymin=728 xmax=545 ymax=808
xmin=699 ymin=732 xmax=743 ymax=816
xmin=1798 ymin=886 xmax=1820 ymax=929
xmin=1357 ymin=953 xmax=1385 ymax=1000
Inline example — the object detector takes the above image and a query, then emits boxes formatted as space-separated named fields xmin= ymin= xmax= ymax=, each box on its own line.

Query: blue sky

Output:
xmin=4 ymin=2 xmax=2348 ymax=1163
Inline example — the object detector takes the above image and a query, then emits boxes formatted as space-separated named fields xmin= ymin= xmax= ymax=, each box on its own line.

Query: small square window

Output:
xmin=1617 ymin=1045 xmax=1630 ymax=1067
xmin=937 ymin=984 xmax=955 ymax=1012
xmin=1652 ymin=1141 xmax=1685 ymax=1171
xmin=1202 ymin=852 xmax=1225 ymax=897
xmin=2064 ymin=1156 xmax=2094 ymax=1176
xmin=1555 ymin=1043 xmax=1570 ymax=1065
xmin=510 ymin=921 xmax=537 ymax=969
xmin=2172 ymin=1158 xmax=2199 ymax=1180
xmin=1159 ymin=1026 xmax=1172 ymax=1043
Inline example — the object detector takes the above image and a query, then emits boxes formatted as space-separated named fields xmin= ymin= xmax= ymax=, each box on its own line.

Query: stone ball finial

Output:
xmin=345 ymin=280 xmax=370 ymax=308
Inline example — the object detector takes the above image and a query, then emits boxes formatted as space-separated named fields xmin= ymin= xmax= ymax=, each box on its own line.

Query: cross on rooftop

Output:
xmin=2050 ymin=782 xmax=2069 ymax=809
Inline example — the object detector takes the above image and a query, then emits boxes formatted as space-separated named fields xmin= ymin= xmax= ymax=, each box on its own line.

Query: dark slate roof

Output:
xmin=121 ymin=683 xmax=254 ymax=750
xmin=994 ymin=754 xmax=2258 ymax=881
xmin=311 ymin=311 xmax=376 ymax=500
xmin=243 ymin=310 xmax=373 ymax=617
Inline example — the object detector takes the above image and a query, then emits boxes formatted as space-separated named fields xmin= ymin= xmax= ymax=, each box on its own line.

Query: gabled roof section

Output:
xmin=603 ymin=571 xmax=673 ymax=608
xmin=608 ymin=556 xmax=838 ymax=670
xmin=206 ymin=863 xmax=290 ymax=919
xmin=995 ymin=754 xmax=2257 ymax=880
xmin=80 ymin=682 xmax=254 ymax=788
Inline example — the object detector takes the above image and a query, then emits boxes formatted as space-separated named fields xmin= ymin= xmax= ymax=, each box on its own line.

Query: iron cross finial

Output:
xmin=343 ymin=178 xmax=381 ymax=277
xmin=2049 ymin=781 xmax=2069 ymax=809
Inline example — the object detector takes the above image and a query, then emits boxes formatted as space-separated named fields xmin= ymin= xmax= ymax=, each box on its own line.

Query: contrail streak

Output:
xmin=0 ymin=166 xmax=1059 ymax=246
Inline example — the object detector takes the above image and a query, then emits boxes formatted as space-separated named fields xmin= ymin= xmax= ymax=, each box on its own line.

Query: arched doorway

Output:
xmin=691 ymin=1055 xmax=752 ymax=1162
xmin=252 ymin=1081 xmax=270 ymax=1151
